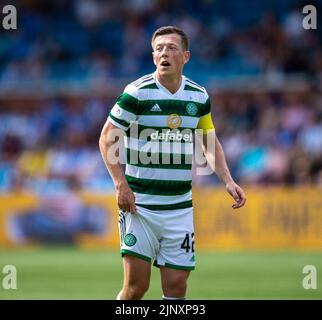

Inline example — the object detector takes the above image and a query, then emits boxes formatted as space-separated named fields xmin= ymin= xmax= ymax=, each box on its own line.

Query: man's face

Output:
xmin=152 ymin=33 xmax=190 ymax=78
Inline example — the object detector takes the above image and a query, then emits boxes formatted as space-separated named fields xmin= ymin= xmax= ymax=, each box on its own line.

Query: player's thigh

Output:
xmin=123 ymin=254 xmax=151 ymax=290
xmin=160 ymin=266 xmax=190 ymax=295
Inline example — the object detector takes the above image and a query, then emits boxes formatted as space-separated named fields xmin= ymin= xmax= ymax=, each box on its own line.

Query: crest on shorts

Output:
xmin=124 ymin=233 xmax=137 ymax=246
xmin=186 ymin=103 xmax=198 ymax=116
xmin=166 ymin=114 xmax=182 ymax=129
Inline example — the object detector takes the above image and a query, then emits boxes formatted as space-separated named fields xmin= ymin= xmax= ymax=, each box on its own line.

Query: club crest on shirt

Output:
xmin=166 ymin=114 xmax=182 ymax=129
xmin=186 ymin=103 xmax=198 ymax=116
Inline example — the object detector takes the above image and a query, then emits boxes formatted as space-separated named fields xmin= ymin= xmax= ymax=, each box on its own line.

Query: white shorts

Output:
xmin=118 ymin=206 xmax=195 ymax=270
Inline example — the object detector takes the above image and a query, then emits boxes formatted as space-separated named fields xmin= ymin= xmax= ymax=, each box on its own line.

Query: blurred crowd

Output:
xmin=0 ymin=0 xmax=321 ymax=85
xmin=0 ymin=96 xmax=114 ymax=193
xmin=0 ymin=0 xmax=322 ymax=193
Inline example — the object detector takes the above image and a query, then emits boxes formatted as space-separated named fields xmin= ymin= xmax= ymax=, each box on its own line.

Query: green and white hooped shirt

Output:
xmin=108 ymin=72 xmax=214 ymax=211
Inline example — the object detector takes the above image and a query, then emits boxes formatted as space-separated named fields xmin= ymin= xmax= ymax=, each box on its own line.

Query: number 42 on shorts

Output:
xmin=180 ymin=233 xmax=195 ymax=253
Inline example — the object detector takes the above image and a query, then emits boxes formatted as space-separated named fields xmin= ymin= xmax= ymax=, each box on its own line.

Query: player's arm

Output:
xmin=214 ymin=135 xmax=246 ymax=209
xmin=99 ymin=120 xmax=136 ymax=213
xmin=198 ymin=113 xmax=246 ymax=209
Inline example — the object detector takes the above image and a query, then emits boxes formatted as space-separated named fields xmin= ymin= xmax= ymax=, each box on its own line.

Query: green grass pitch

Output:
xmin=0 ymin=248 xmax=321 ymax=299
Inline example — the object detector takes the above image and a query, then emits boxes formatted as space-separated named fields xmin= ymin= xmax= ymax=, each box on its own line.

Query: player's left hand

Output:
xmin=226 ymin=181 xmax=247 ymax=209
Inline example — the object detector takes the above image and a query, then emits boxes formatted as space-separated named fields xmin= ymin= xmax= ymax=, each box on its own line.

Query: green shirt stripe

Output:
xmin=137 ymin=99 xmax=207 ymax=116
xmin=137 ymin=200 xmax=193 ymax=211
xmin=109 ymin=113 xmax=130 ymax=128
xmin=119 ymin=94 xmax=209 ymax=117
xmin=126 ymin=175 xmax=192 ymax=195
xmin=116 ymin=93 xmax=138 ymax=114
xmin=184 ymin=84 xmax=204 ymax=93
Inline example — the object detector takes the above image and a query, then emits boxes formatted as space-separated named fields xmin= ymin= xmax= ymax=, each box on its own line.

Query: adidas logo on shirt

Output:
xmin=150 ymin=104 xmax=162 ymax=112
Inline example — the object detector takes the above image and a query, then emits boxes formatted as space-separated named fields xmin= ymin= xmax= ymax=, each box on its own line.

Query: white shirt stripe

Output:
xmin=138 ymin=115 xmax=199 ymax=128
xmin=126 ymin=164 xmax=192 ymax=181
xmin=136 ymin=88 xmax=208 ymax=104
xmin=124 ymin=137 xmax=193 ymax=155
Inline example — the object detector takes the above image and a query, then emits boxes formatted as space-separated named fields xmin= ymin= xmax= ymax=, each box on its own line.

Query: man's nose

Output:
xmin=161 ymin=47 xmax=169 ymax=56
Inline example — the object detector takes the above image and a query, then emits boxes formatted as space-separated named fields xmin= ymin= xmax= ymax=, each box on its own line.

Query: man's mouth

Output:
xmin=160 ymin=61 xmax=171 ymax=67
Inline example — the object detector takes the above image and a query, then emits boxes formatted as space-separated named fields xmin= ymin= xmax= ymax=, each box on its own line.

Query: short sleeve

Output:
xmin=108 ymin=87 xmax=139 ymax=131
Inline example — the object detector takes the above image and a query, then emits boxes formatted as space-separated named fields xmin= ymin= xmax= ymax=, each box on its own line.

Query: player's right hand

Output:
xmin=116 ymin=181 xmax=137 ymax=214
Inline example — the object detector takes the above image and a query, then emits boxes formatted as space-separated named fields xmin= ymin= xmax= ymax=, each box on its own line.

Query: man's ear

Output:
xmin=183 ymin=51 xmax=190 ymax=64
xmin=152 ymin=51 xmax=157 ymax=66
